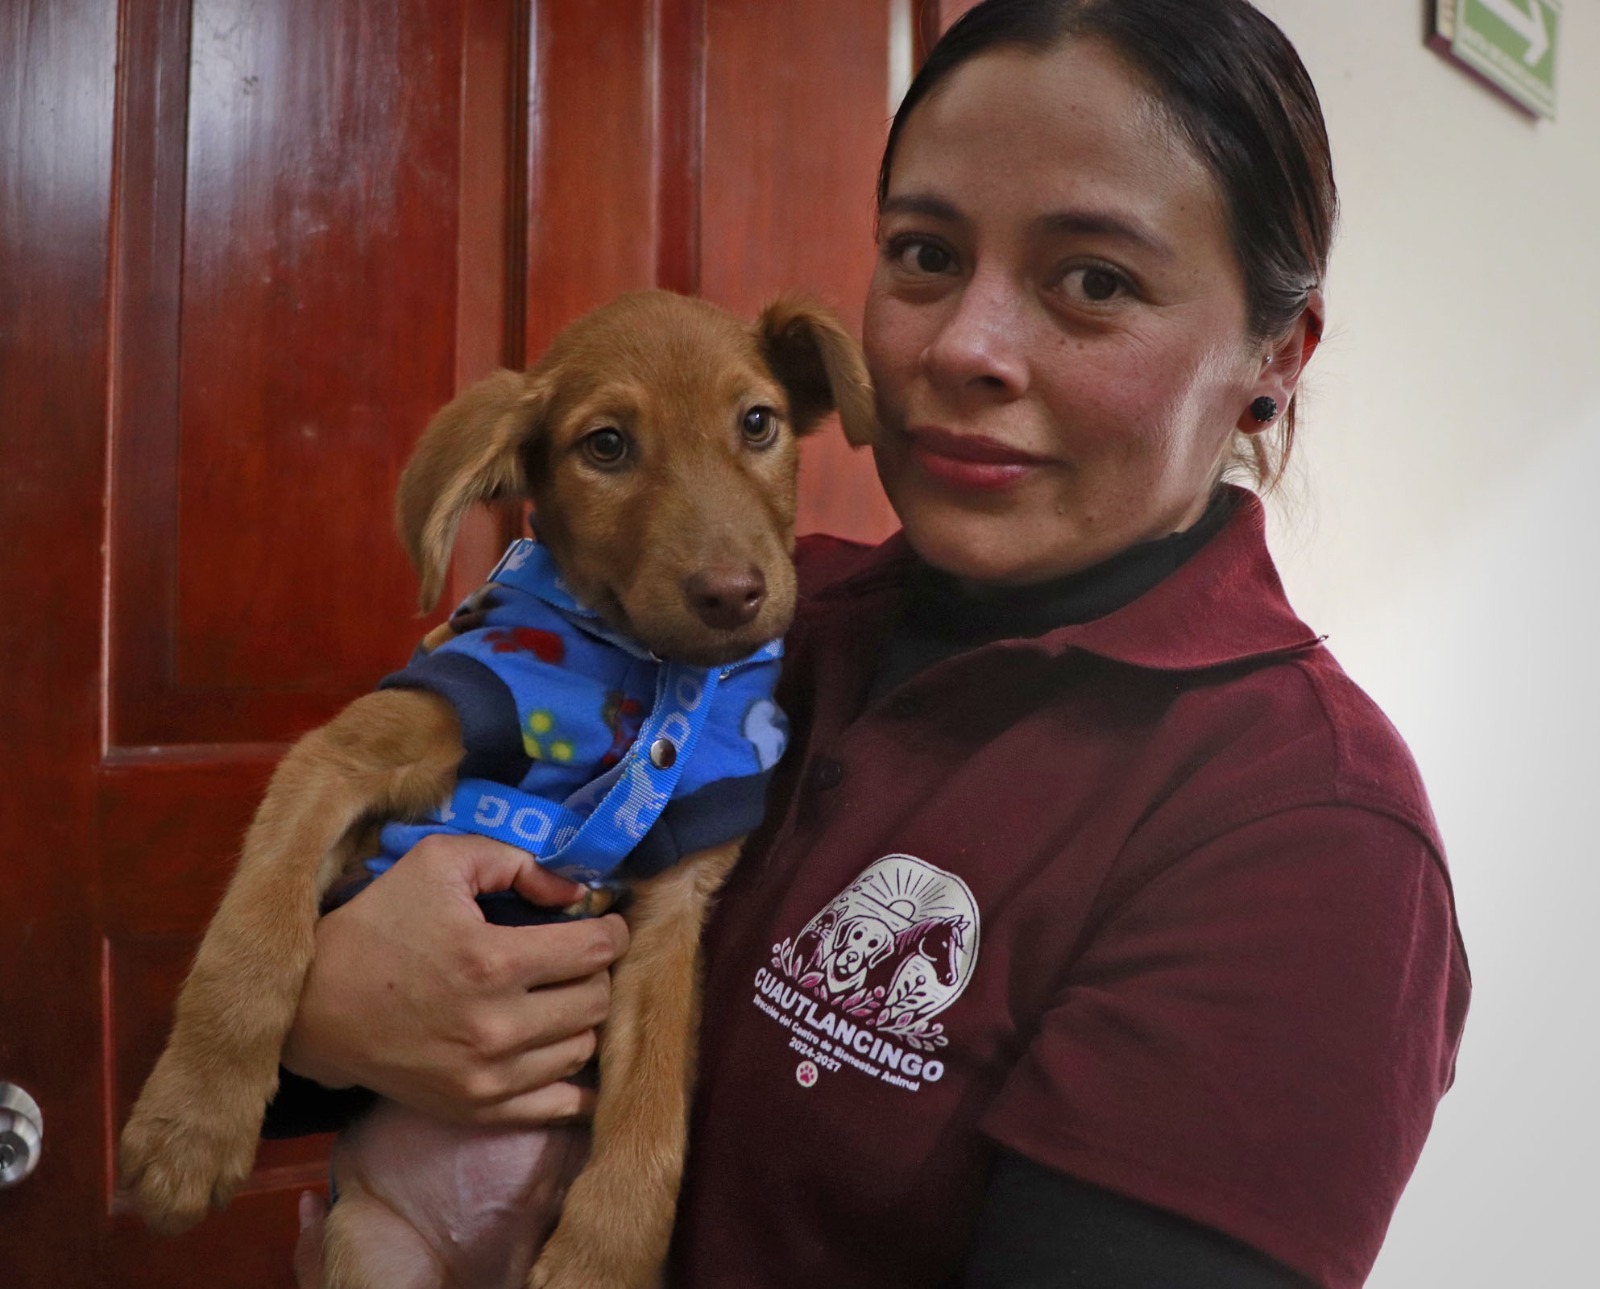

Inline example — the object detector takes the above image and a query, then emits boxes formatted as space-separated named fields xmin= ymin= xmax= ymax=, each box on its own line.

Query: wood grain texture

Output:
xmin=109 ymin=0 xmax=473 ymax=749
xmin=0 ymin=3 xmax=122 ymax=1282
xmin=702 ymin=0 xmax=899 ymax=543
xmin=523 ymin=0 xmax=659 ymax=359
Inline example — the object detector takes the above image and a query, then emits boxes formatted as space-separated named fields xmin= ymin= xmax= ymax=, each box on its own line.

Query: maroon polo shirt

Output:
xmin=670 ymin=490 xmax=1470 ymax=1289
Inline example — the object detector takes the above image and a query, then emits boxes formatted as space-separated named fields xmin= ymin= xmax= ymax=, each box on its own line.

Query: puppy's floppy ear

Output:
xmin=395 ymin=368 xmax=547 ymax=611
xmin=756 ymin=295 xmax=879 ymax=447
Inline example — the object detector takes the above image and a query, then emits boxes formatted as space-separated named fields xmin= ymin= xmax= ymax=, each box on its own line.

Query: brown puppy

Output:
xmin=119 ymin=290 xmax=877 ymax=1288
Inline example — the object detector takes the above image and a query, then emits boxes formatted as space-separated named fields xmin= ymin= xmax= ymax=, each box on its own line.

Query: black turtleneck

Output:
xmin=871 ymin=487 xmax=1236 ymax=703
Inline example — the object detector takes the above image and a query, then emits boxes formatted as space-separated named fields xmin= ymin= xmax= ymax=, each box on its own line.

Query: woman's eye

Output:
xmin=1063 ymin=264 xmax=1131 ymax=303
xmin=741 ymin=405 xmax=781 ymax=448
xmin=581 ymin=426 xmax=629 ymax=466
xmin=888 ymin=236 xmax=956 ymax=276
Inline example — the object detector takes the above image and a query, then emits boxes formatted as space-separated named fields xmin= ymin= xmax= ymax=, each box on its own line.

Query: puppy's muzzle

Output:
xmin=684 ymin=566 xmax=766 ymax=631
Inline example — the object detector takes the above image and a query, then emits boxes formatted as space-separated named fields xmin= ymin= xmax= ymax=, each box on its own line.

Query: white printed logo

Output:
xmin=742 ymin=698 xmax=788 ymax=771
xmin=611 ymin=759 xmax=670 ymax=840
xmin=752 ymin=854 xmax=980 ymax=1092
xmin=470 ymin=788 xmax=557 ymax=848
xmin=500 ymin=541 xmax=535 ymax=573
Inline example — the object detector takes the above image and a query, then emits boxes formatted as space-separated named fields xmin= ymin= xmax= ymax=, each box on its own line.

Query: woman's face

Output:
xmin=865 ymin=39 xmax=1274 ymax=586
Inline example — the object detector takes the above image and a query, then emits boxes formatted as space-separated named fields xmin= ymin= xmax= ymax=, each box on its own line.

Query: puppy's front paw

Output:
xmin=118 ymin=1063 xmax=261 ymax=1236
xmin=527 ymin=1197 xmax=668 ymax=1289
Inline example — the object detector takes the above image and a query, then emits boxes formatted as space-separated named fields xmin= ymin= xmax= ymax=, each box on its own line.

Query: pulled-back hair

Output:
xmin=878 ymin=0 xmax=1338 ymax=490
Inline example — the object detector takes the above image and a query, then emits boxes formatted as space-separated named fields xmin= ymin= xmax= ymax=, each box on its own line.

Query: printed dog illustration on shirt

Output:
xmin=821 ymin=914 xmax=897 ymax=997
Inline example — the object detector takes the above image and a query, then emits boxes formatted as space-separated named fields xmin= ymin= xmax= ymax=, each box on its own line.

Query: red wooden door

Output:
xmin=0 ymin=1 xmax=897 ymax=1283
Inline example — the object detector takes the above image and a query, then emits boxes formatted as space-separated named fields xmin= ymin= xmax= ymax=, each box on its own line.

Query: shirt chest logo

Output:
xmin=753 ymin=854 xmax=981 ymax=1091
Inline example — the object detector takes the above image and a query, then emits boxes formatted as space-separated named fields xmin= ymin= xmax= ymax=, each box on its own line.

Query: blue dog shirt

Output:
xmin=368 ymin=539 xmax=788 ymax=892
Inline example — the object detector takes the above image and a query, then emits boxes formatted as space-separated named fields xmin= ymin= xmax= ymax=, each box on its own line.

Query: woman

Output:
xmin=285 ymin=2 xmax=1469 ymax=1285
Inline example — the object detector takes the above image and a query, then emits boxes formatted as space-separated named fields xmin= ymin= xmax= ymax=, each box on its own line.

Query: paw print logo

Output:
xmin=795 ymin=1061 xmax=819 ymax=1089
xmin=742 ymin=699 xmax=789 ymax=771
xmin=523 ymin=710 xmax=575 ymax=763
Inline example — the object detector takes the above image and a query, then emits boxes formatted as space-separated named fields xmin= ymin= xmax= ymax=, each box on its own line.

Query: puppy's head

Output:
xmin=397 ymin=290 xmax=877 ymax=666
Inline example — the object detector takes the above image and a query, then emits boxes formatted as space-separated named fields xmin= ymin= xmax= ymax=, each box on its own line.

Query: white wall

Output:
xmin=1255 ymin=3 xmax=1600 ymax=1284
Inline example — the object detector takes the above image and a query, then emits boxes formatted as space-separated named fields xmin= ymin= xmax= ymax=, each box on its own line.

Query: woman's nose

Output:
xmin=920 ymin=270 xmax=1028 ymax=397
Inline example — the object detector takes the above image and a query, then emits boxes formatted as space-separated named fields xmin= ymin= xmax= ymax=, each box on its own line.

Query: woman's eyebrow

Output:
xmin=879 ymin=193 xmax=965 ymax=223
xmin=881 ymin=195 xmax=1174 ymax=262
xmin=1038 ymin=210 xmax=1175 ymax=259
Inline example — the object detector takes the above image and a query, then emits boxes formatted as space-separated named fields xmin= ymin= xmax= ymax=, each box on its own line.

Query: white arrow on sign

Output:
xmin=1476 ymin=0 xmax=1550 ymax=66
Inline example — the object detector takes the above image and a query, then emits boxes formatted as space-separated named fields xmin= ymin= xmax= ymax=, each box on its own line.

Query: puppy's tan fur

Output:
xmin=119 ymin=290 xmax=877 ymax=1288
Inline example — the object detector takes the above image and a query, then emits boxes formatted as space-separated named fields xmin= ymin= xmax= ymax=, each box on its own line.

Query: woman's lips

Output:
xmin=903 ymin=425 xmax=1050 ymax=492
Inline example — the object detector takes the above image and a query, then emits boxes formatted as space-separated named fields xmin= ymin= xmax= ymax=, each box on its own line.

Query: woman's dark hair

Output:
xmin=879 ymin=0 xmax=1338 ymax=489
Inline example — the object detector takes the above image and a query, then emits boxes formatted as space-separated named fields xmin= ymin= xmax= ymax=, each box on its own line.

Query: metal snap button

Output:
xmin=811 ymin=758 xmax=844 ymax=790
xmin=649 ymin=738 xmax=677 ymax=769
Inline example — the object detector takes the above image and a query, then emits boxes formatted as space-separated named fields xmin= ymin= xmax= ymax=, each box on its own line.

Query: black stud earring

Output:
xmin=1250 ymin=395 xmax=1278 ymax=423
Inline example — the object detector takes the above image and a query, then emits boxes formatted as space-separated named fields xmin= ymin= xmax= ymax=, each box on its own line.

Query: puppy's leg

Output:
xmin=118 ymin=690 xmax=463 ymax=1235
xmin=528 ymin=840 xmax=743 ymax=1289
xmin=323 ymin=1183 xmax=448 ymax=1289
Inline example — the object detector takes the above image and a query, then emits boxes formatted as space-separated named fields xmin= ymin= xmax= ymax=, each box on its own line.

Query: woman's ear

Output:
xmin=1237 ymin=289 xmax=1325 ymax=435
xmin=756 ymin=296 xmax=880 ymax=447
xmin=395 ymin=369 xmax=546 ymax=610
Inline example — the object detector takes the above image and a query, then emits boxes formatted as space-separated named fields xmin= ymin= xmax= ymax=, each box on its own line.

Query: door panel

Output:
xmin=110 ymin=0 xmax=476 ymax=748
xmin=524 ymin=0 xmax=663 ymax=350
xmin=1 ymin=2 xmax=904 ymax=1283
xmin=169 ymin=0 xmax=466 ymax=693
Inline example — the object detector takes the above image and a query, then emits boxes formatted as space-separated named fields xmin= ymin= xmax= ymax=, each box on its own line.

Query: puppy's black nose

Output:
xmin=685 ymin=566 xmax=766 ymax=630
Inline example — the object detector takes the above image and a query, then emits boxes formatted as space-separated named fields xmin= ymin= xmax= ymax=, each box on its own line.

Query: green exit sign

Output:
xmin=1434 ymin=0 xmax=1561 ymax=119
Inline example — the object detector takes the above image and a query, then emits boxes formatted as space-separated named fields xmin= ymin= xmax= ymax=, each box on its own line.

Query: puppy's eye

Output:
xmin=741 ymin=406 xmax=780 ymax=448
xmin=581 ymin=427 xmax=629 ymax=467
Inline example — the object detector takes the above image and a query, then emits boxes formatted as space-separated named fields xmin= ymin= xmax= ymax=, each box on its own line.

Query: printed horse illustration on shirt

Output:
xmin=866 ymin=916 xmax=969 ymax=1028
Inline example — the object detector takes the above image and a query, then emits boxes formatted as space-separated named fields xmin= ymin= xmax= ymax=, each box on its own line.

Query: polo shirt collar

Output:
xmin=1055 ymin=489 xmax=1322 ymax=670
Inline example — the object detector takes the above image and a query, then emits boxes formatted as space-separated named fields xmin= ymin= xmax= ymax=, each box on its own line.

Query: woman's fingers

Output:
xmin=509 ymin=973 xmax=613 ymax=1054
xmin=478 ymin=1079 xmax=599 ymax=1129
xmin=409 ymin=1030 xmax=599 ymax=1127
xmin=413 ymin=832 xmax=587 ymax=909
xmin=459 ymin=1032 xmax=601 ymax=1123
xmin=483 ymin=913 xmax=629 ymax=993
xmin=293 ymin=1191 xmax=327 ymax=1288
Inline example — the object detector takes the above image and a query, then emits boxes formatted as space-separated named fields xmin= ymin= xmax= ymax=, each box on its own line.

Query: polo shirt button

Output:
xmin=889 ymin=693 xmax=921 ymax=718
xmin=810 ymin=758 xmax=844 ymax=790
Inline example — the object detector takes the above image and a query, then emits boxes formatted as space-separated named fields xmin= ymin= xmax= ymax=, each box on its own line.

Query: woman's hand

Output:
xmin=281 ymin=833 xmax=629 ymax=1127
xmin=293 ymin=1191 xmax=327 ymax=1289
